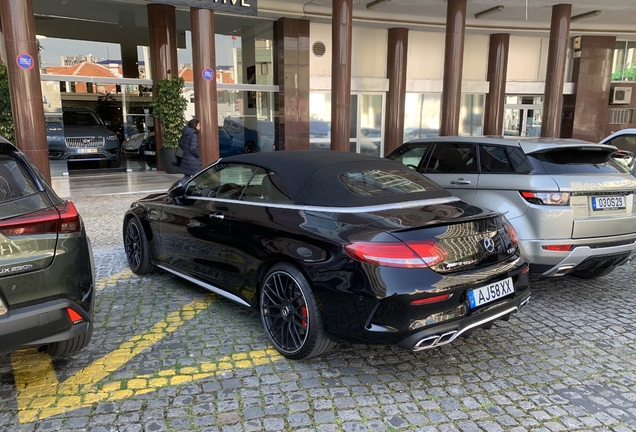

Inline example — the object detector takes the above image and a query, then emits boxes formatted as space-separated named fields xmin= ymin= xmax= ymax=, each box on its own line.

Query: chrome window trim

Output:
xmin=183 ymin=195 xmax=461 ymax=213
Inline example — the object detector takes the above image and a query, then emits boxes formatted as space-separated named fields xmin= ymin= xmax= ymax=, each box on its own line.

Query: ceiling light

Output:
xmin=474 ymin=5 xmax=504 ymax=19
xmin=367 ymin=0 xmax=391 ymax=10
xmin=571 ymin=10 xmax=601 ymax=22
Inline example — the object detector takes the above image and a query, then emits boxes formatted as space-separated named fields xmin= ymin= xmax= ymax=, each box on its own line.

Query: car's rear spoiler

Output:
xmin=518 ymin=140 xmax=618 ymax=155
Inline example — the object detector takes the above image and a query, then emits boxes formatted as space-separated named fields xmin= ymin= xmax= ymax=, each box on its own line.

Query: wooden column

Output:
xmin=384 ymin=28 xmax=409 ymax=155
xmin=440 ymin=0 xmax=466 ymax=136
xmin=191 ymin=8 xmax=219 ymax=167
xmin=0 ymin=0 xmax=50 ymax=181
xmin=331 ymin=0 xmax=352 ymax=152
xmin=483 ymin=34 xmax=510 ymax=136
xmin=541 ymin=3 xmax=571 ymax=138
xmin=148 ymin=3 xmax=178 ymax=169
xmin=274 ymin=18 xmax=310 ymax=151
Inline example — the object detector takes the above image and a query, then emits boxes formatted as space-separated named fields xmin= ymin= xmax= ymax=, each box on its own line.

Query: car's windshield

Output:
xmin=63 ymin=111 xmax=101 ymax=126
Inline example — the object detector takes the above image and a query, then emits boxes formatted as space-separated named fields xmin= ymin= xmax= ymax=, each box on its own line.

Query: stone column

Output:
xmin=331 ymin=0 xmax=352 ymax=152
xmin=191 ymin=8 xmax=219 ymax=167
xmin=147 ymin=3 xmax=178 ymax=169
xmin=483 ymin=34 xmax=510 ymax=136
xmin=384 ymin=28 xmax=409 ymax=155
xmin=541 ymin=3 xmax=571 ymax=138
xmin=440 ymin=0 xmax=466 ymax=136
xmin=0 ymin=0 xmax=50 ymax=180
xmin=569 ymin=36 xmax=615 ymax=142
xmin=274 ymin=18 xmax=310 ymax=151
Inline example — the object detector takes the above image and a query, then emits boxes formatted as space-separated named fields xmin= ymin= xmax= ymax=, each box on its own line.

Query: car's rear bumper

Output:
xmin=521 ymin=236 xmax=636 ymax=276
xmin=396 ymin=290 xmax=531 ymax=351
xmin=0 ymin=298 xmax=93 ymax=355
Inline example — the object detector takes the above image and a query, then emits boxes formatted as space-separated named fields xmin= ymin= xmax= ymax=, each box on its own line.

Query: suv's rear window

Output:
xmin=0 ymin=156 xmax=39 ymax=203
xmin=339 ymin=168 xmax=441 ymax=197
xmin=532 ymin=149 xmax=626 ymax=174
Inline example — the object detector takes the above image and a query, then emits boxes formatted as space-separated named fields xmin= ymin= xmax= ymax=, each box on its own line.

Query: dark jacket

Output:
xmin=179 ymin=125 xmax=201 ymax=176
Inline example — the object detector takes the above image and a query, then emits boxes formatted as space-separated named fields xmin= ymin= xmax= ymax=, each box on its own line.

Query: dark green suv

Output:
xmin=0 ymin=138 xmax=95 ymax=356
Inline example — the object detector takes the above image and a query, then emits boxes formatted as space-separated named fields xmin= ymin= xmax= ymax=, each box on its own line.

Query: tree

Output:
xmin=0 ymin=63 xmax=15 ymax=142
xmin=151 ymin=75 xmax=187 ymax=148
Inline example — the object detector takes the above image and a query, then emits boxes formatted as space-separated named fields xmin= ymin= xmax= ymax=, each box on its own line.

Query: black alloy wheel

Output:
xmin=124 ymin=217 xmax=156 ymax=275
xmin=260 ymin=263 xmax=335 ymax=360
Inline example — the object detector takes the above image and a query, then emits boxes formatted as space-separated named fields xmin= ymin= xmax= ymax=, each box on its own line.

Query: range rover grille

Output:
xmin=66 ymin=137 xmax=104 ymax=148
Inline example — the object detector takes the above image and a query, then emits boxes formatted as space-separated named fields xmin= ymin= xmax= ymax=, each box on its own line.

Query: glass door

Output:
xmin=503 ymin=96 xmax=543 ymax=137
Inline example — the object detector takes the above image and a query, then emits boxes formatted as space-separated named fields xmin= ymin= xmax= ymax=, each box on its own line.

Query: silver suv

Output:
xmin=387 ymin=137 xmax=636 ymax=278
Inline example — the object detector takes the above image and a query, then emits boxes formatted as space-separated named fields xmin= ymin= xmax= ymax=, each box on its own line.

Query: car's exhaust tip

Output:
xmin=37 ymin=344 xmax=50 ymax=353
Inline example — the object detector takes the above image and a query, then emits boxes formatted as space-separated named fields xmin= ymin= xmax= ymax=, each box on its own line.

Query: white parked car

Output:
xmin=387 ymin=137 xmax=636 ymax=279
xmin=601 ymin=128 xmax=636 ymax=177
xmin=122 ymin=132 xmax=153 ymax=157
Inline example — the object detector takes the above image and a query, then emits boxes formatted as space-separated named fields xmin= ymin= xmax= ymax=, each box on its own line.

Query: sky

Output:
xmin=38 ymin=33 xmax=239 ymax=68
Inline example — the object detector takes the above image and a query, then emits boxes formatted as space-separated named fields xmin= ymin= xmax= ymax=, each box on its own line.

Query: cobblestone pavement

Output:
xmin=1 ymin=193 xmax=636 ymax=431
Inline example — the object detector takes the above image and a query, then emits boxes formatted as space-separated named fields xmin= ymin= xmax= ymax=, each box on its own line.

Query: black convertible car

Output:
xmin=123 ymin=151 xmax=530 ymax=359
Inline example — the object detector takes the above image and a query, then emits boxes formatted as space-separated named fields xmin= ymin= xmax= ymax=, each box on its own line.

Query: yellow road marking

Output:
xmin=95 ymin=268 xmax=134 ymax=291
xmin=11 ymin=295 xmax=283 ymax=423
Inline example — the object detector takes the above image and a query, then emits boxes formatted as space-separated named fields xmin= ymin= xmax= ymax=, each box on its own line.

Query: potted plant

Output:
xmin=151 ymin=75 xmax=187 ymax=173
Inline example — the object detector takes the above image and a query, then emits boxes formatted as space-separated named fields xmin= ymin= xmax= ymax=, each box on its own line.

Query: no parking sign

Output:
xmin=202 ymin=68 xmax=215 ymax=81
xmin=16 ymin=53 xmax=34 ymax=70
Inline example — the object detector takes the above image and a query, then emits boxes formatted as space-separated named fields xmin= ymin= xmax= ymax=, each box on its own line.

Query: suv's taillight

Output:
xmin=344 ymin=240 xmax=448 ymax=268
xmin=0 ymin=201 xmax=81 ymax=236
xmin=520 ymin=191 xmax=570 ymax=206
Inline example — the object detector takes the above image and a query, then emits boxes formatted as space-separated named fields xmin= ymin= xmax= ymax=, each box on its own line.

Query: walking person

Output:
xmin=179 ymin=118 xmax=202 ymax=184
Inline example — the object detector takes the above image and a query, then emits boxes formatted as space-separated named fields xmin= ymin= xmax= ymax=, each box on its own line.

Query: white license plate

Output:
xmin=144 ymin=150 xmax=156 ymax=156
xmin=75 ymin=148 xmax=97 ymax=154
xmin=467 ymin=277 xmax=514 ymax=309
xmin=591 ymin=196 xmax=625 ymax=211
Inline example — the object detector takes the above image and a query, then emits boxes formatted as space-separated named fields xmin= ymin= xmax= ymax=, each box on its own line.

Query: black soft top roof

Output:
xmin=219 ymin=150 xmax=451 ymax=207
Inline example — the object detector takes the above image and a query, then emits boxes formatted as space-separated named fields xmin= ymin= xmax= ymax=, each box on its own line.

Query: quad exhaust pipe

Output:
xmin=412 ymin=301 xmax=529 ymax=352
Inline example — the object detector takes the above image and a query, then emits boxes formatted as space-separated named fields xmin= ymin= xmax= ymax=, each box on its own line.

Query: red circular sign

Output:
xmin=16 ymin=53 xmax=34 ymax=70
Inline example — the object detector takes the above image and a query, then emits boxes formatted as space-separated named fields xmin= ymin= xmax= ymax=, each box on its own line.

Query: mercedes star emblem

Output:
xmin=483 ymin=236 xmax=495 ymax=253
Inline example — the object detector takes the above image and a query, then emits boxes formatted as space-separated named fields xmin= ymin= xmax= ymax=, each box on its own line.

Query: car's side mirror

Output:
xmin=168 ymin=183 xmax=186 ymax=198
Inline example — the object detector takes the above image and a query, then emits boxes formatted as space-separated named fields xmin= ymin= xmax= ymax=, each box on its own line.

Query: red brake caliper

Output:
xmin=301 ymin=305 xmax=308 ymax=328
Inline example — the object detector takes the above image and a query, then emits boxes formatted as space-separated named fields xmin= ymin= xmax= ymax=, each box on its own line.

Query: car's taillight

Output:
xmin=520 ymin=191 xmax=570 ymax=206
xmin=0 ymin=201 xmax=81 ymax=236
xmin=344 ymin=240 xmax=447 ymax=268
xmin=57 ymin=201 xmax=81 ymax=233
xmin=505 ymin=223 xmax=519 ymax=245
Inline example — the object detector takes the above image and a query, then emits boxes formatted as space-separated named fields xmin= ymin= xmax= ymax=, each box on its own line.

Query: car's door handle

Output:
xmin=450 ymin=179 xmax=471 ymax=185
xmin=148 ymin=210 xmax=160 ymax=220
xmin=209 ymin=212 xmax=225 ymax=220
